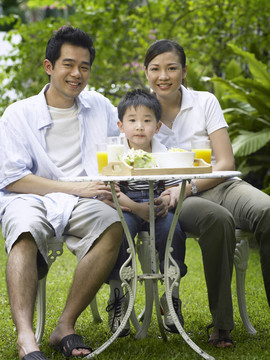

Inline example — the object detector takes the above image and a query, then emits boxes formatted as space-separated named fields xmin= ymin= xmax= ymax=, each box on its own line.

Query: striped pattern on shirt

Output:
xmin=122 ymin=178 xmax=181 ymax=193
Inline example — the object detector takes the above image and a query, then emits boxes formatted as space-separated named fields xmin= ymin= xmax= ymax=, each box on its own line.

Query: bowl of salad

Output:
xmin=155 ymin=148 xmax=195 ymax=168
xmin=121 ymin=149 xmax=157 ymax=168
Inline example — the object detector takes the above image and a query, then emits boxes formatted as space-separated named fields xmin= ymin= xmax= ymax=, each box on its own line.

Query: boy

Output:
xmin=106 ymin=89 xmax=187 ymax=336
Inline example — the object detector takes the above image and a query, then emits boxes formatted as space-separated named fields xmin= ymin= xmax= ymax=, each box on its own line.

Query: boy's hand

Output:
xmin=100 ymin=197 xmax=131 ymax=212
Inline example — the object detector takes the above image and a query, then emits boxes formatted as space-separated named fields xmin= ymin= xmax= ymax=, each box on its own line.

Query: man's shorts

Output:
xmin=2 ymin=197 xmax=121 ymax=278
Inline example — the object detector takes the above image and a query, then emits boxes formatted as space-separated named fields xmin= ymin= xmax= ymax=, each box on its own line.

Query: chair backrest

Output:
xmin=47 ymin=237 xmax=65 ymax=268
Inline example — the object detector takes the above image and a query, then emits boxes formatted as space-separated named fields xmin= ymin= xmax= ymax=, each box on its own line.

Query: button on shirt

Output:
xmin=0 ymin=84 xmax=119 ymax=237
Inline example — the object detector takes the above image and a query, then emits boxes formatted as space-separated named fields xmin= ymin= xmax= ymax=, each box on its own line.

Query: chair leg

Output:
xmin=90 ymin=296 xmax=103 ymax=323
xmin=35 ymin=276 xmax=47 ymax=346
xmin=133 ymin=232 xmax=156 ymax=339
xmin=234 ymin=230 xmax=257 ymax=335
xmin=35 ymin=239 xmax=64 ymax=344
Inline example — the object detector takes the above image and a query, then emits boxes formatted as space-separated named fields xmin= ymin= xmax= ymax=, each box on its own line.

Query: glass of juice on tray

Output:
xmin=107 ymin=135 xmax=125 ymax=163
xmin=96 ymin=143 xmax=108 ymax=174
xmin=191 ymin=139 xmax=212 ymax=164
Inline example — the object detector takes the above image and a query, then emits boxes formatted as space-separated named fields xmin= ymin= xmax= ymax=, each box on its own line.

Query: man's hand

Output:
xmin=74 ymin=181 xmax=119 ymax=199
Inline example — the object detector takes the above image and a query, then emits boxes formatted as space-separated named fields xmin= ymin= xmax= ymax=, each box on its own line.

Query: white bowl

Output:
xmin=155 ymin=151 xmax=195 ymax=168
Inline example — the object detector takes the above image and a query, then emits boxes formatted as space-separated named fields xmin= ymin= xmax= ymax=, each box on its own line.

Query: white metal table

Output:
xmin=60 ymin=170 xmax=241 ymax=360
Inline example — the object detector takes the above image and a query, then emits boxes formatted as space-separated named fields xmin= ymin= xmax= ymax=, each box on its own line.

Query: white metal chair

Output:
xmin=35 ymin=234 xmax=136 ymax=358
xmin=135 ymin=229 xmax=257 ymax=337
xmin=35 ymin=237 xmax=64 ymax=345
xmin=35 ymin=237 xmax=103 ymax=346
xmin=35 ymin=228 xmax=256 ymax=347
xmin=234 ymin=229 xmax=257 ymax=335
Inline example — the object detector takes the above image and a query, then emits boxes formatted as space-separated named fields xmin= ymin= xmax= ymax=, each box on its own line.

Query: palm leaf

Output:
xmin=237 ymin=162 xmax=265 ymax=177
xmin=232 ymin=129 xmax=270 ymax=156
xmin=211 ymin=77 xmax=249 ymax=102
xmin=228 ymin=44 xmax=270 ymax=87
xmin=225 ymin=59 xmax=242 ymax=80
xmin=223 ymin=108 xmax=270 ymax=127
xmin=233 ymin=78 xmax=270 ymax=100
xmin=246 ymin=94 xmax=270 ymax=117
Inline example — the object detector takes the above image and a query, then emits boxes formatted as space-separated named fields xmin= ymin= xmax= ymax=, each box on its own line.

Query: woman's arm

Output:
xmin=185 ymin=127 xmax=235 ymax=195
xmin=211 ymin=127 xmax=235 ymax=171
xmin=162 ymin=128 xmax=235 ymax=207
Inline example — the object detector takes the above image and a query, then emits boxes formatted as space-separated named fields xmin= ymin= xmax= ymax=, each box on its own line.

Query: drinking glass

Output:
xmin=191 ymin=139 xmax=212 ymax=164
xmin=96 ymin=143 xmax=108 ymax=174
xmin=107 ymin=136 xmax=125 ymax=163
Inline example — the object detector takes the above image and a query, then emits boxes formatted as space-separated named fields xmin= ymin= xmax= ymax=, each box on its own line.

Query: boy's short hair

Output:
xmin=118 ymin=89 xmax=162 ymax=122
xmin=46 ymin=26 xmax=95 ymax=68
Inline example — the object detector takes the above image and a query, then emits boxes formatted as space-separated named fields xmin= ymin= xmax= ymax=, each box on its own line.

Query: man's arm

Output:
xmin=5 ymin=174 xmax=116 ymax=199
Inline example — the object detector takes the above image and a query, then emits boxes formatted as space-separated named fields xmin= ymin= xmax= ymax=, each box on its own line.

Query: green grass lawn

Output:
xmin=0 ymin=233 xmax=269 ymax=360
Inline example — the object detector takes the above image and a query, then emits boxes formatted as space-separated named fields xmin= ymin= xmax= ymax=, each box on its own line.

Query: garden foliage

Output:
xmin=211 ymin=45 xmax=270 ymax=193
xmin=0 ymin=0 xmax=269 ymax=190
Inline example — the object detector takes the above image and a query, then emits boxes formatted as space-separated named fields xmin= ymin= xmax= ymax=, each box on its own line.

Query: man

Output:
xmin=0 ymin=26 xmax=123 ymax=360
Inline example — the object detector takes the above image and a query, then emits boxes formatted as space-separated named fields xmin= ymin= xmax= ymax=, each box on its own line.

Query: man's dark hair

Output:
xmin=45 ymin=26 xmax=95 ymax=68
xmin=118 ymin=89 xmax=162 ymax=122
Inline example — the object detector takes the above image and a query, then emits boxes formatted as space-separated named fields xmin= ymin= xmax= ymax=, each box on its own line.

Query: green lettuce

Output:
xmin=121 ymin=149 xmax=156 ymax=168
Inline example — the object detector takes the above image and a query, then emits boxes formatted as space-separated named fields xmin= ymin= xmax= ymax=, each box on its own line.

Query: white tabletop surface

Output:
xmin=59 ymin=170 xmax=241 ymax=182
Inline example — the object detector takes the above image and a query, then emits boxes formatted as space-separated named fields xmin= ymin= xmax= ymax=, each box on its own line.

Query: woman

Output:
xmin=144 ymin=39 xmax=270 ymax=348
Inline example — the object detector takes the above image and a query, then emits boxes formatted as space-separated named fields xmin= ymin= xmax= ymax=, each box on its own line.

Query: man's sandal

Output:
xmin=51 ymin=334 xmax=92 ymax=359
xmin=22 ymin=351 xmax=48 ymax=360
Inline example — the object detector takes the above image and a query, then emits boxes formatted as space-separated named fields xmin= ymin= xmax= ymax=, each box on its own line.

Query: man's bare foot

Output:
xmin=17 ymin=331 xmax=40 ymax=360
xmin=49 ymin=324 xmax=91 ymax=357
xmin=208 ymin=327 xmax=233 ymax=348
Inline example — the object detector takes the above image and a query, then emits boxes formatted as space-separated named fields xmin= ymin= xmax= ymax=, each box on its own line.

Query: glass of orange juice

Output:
xmin=191 ymin=139 xmax=212 ymax=164
xmin=96 ymin=143 xmax=108 ymax=174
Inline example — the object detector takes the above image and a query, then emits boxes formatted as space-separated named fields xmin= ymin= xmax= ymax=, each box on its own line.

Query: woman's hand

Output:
xmin=154 ymin=195 xmax=170 ymax=217
xmin=160 ymin=186 xmax=181 ymax=209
